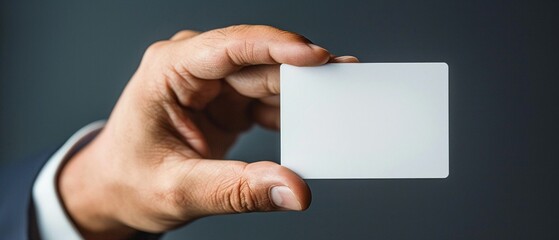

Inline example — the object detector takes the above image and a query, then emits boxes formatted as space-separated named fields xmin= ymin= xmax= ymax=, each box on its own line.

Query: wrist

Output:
xmin=58 ymin=129 xmax=137 ymax=240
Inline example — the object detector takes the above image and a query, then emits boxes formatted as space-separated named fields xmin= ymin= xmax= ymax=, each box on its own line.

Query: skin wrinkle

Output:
xmin=218 ymin=183 xmax=236 ymax=214
xmin=210 ymin=174 xmax=238 ymax=213
xmin=223 ymin=29 xmax=278 ymax=66
xmin=236 ymin=176 xmax=256 ymax=212
xmin=225 ymin=42 xmax=247 ymax=67
xmin=229 ymin=164 xmax=253 ymax=213
xmin=243 ymin=40 xmax=257 ymax=67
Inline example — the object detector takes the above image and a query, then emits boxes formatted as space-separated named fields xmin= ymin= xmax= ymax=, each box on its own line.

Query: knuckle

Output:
xmin=143 ymin=40 xmax=170 ymax=61
xmin=221 ymin=162 xmax=282 ymax=213
xmin=172 ymin=29 xmax=199 ymax=39
xmin=210 ymin=26 xmax=257 ymax=65
xmin=230 ymin=176 xmax=259 ymax=213
xmin=226 ymin=39 xmax=256 ymax=65
xmin=204 ymin=25 xmax=305 ymax=66
xmin=147 ymin=40 xmax=170 ymax=53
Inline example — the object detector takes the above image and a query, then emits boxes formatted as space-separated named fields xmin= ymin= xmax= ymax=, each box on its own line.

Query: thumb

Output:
xmin=180 ymin=160 xmax=311 ymax=217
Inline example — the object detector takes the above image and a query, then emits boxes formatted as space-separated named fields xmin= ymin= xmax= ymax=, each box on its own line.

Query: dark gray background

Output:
xmin=1 ymin=0 xmax=558 ymax=239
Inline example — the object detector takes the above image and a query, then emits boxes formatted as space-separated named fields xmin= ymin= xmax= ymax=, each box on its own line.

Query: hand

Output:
xmin=58 ymin=25 xmax=358 ymax=239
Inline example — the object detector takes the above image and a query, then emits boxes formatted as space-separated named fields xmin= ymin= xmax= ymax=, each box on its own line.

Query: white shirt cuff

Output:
xmin=32 ymin=121 xmax=106 ymax=240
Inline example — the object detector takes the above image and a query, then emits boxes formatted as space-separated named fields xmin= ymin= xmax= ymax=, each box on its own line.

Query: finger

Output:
xmin=204 ymin=82 xmax=253 ymax=133
xmin=178 ymin=160 xmax=310 ymax=218
xmin=224 ymin=56 xmax=359 ymax=100
xmin=251 ymin=102 xmax=280 ymax=130
xmin=172 ymin=25 xmax=331 ymax=80
xmin=170 ymin=30 xmax=200 ymax=41
xmin=225 ymin=64 xmax=280 ymax=98
xmin=259 ymin=95 xmax=280 ymax=107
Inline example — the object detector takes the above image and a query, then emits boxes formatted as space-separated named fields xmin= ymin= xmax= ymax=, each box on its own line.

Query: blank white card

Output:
xmin=280 ymin=63 xmax=449 ymax=179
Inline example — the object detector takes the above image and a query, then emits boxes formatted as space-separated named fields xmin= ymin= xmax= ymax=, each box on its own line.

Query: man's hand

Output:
xmin=58 ymin=25 xmax=358 ymax=239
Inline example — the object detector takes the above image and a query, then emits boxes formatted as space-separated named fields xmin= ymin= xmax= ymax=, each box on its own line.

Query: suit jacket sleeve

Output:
xmin=1 ymin=121 xmax=162 ymax=240
xmin=0 ymin=150 xmax=55 ymax=240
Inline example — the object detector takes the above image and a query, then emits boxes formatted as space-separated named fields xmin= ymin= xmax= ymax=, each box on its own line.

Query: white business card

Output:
xmin=280 ymin=63 xmax=449 ymax=179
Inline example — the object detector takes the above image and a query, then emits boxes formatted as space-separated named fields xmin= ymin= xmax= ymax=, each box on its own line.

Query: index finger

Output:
xmin=170 ymin=25 xmax=331 ymax=80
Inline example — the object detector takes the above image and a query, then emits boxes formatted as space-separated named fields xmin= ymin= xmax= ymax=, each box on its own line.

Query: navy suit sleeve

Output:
xmin=0 ymin=150 xmax=55 ymax=240
xmin=0 ymin=148 xmax=162 ymax=240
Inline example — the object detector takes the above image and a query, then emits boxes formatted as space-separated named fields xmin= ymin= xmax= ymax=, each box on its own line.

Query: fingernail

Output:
xmin=307 ymin=43 xmax=327 ymax=52
xmin=270 ymin=186 xmax=301 ymax=211
xmin=333 ymin=56 xmax=359 ymax=62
